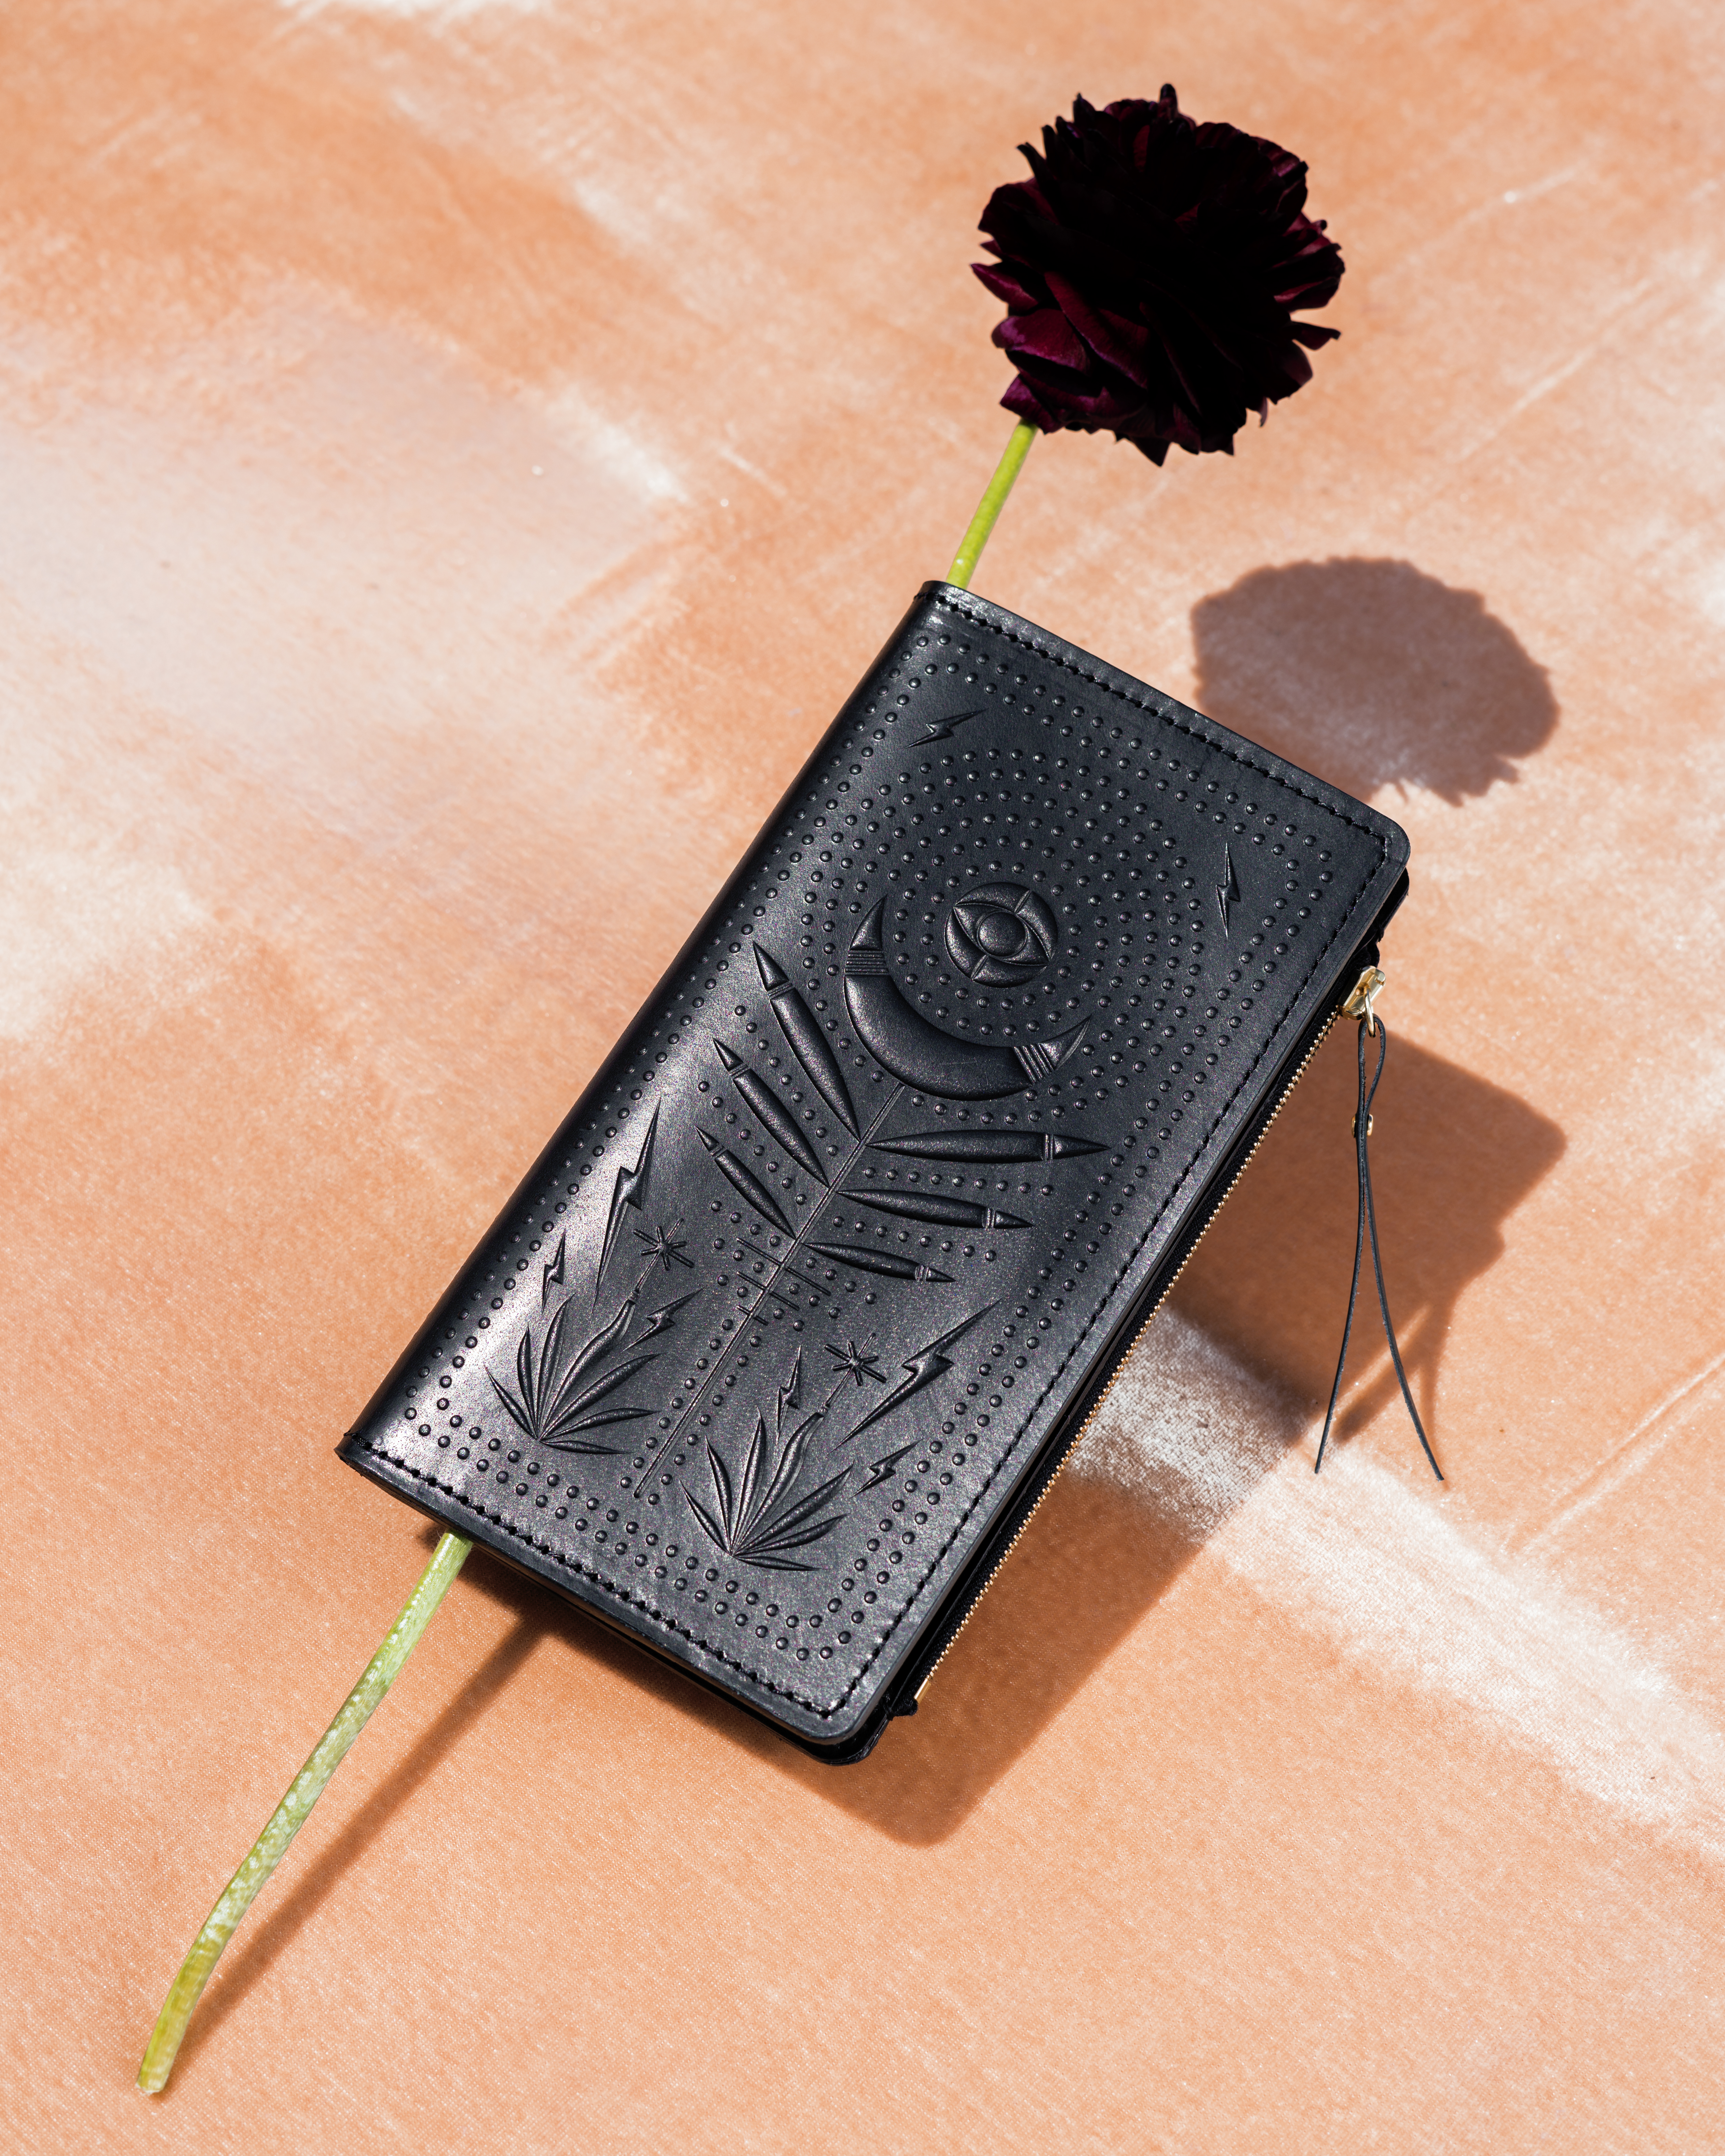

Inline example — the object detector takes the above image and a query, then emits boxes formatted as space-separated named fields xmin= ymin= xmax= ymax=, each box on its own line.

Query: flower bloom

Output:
xmin=975 ymin=87 xmax=1344 ymax=463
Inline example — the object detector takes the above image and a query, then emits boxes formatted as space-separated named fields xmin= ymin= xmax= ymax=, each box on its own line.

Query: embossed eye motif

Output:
xmin=944 ymin=883 xmax=1059 ymax=986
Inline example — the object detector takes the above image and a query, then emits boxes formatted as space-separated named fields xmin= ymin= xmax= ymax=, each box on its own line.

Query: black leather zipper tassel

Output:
xmin=1315 ymin=1011 xmax=1443 ymax=1480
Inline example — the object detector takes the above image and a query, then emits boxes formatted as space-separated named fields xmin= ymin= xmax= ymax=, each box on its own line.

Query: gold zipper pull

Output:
xmin=1341 ymin=964 xmax=1387 ymax=1033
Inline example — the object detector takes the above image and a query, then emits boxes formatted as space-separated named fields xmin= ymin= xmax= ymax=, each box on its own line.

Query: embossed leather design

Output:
xmin=340 ymin=584 xmax=1410 ymax=1757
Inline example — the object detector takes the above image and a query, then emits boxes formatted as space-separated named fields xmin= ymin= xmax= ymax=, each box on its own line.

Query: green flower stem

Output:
xmin=137 ymin=1530 xmax=474 ymax=2096
xmin=946 ymin=419 xmax=1038 ymax=589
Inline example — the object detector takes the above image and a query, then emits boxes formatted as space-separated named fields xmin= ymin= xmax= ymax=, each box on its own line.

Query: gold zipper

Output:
xmin=912 ymin=981 xmax=1365 ymax=1703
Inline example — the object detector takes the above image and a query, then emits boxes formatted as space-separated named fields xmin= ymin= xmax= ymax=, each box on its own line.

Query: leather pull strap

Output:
xmin=1314 ymin=1016 xmax=1444 ymax=1480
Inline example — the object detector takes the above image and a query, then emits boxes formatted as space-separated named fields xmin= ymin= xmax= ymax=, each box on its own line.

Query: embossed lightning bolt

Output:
xmin=541 ymin=1231 xmax=567 ymax=1307
xmin=858 ymin=1440 xmax=914 ymax=1492
xmin=918 ymin=707 xmax=984 ymax=744
xmin=639 ymin=1291 xmax=698 ymax=1338
xmin=777 ymin=1348 xmax=804 ymax=1429
xmin=860 ymin=1441 xmax=917 ymax=1492
xmin=1216 ymin=845 xmax=1241 ymax=937
xmin=596 ymin=1103 xmax=660 ymax=1294
xmin=841 ymin=1304 xmax=996 ymax=1447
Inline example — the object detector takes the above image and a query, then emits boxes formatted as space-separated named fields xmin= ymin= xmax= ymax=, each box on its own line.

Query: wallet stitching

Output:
xmin=360 ymin=599 xmax=1391 ymax=1725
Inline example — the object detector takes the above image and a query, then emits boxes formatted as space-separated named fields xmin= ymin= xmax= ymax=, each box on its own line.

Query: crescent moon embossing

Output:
xmin=842 ymin=902 xmax=1087 ymax=1101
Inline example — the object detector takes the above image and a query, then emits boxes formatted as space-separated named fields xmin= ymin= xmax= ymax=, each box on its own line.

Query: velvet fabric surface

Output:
xmin=4 ymin=4 xmax=1722 ymax=2152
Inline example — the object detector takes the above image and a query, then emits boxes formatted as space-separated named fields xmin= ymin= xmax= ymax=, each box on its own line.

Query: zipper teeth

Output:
xmin=913 ymin=1009 xmax=1340 ymax=1701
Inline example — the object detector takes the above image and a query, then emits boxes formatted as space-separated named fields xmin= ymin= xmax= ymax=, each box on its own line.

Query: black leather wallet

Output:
xmin=340 ymin=583 xmax=1408 ymax=1760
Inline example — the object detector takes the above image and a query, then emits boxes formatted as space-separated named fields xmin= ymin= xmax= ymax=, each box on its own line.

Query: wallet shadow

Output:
xmin=431 ymin=1029 xmax=1562 ymax=1847
xmin=180 ymin=1012 xmax=1564 ymax=2033
xmin=791 ymin=1027 xmax=1564 ymax=1841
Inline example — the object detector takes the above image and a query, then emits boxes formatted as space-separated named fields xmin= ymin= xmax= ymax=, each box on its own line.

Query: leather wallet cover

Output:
xmin=340 ymin=583 xmax=1410 ymax=1758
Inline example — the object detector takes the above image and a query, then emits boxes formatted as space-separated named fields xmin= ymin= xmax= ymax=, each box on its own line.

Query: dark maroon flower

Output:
xmin=975 ymin=87 xmax=1344 ymax=464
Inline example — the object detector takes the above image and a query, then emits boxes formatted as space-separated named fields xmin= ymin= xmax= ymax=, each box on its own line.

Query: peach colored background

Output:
xmin=5 ymin=3 xmax=1724 ymax=2150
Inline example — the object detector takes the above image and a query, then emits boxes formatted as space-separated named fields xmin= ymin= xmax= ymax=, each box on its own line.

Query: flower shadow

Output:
xmin=1190 ymin=557 xmax=1558 ymax=803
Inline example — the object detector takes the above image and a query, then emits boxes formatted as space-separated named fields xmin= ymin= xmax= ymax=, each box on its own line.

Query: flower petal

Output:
xmin=1044 ymin=270 xmax=1153 ymax=385
xmin=971 ymin=261 xmax=1041 ymax=312
xmin=995 ymin=306 xmax=1090 ymax=371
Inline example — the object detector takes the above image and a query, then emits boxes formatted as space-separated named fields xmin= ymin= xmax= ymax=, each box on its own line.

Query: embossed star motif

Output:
xmin=634 ymin=1223 xmax=694 ymax=1271
xmin=827 ymin=1337 xmax=886 ymax=1386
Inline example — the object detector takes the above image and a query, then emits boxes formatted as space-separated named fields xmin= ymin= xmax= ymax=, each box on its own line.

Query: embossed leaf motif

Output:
xmin=488 ymin=1292 xmax=657 ymax=1453
xmin=686 ymin=1355 xmax=849 ymax=1572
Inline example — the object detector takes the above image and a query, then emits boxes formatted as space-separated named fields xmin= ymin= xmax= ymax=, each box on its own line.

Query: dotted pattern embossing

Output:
xmin=344 ymin=589 xmax=1399 ymax=1735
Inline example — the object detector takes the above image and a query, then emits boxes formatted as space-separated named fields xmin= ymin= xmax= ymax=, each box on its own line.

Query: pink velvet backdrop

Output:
xmin=5 ymin=3 xmax=1723 ymax=2150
